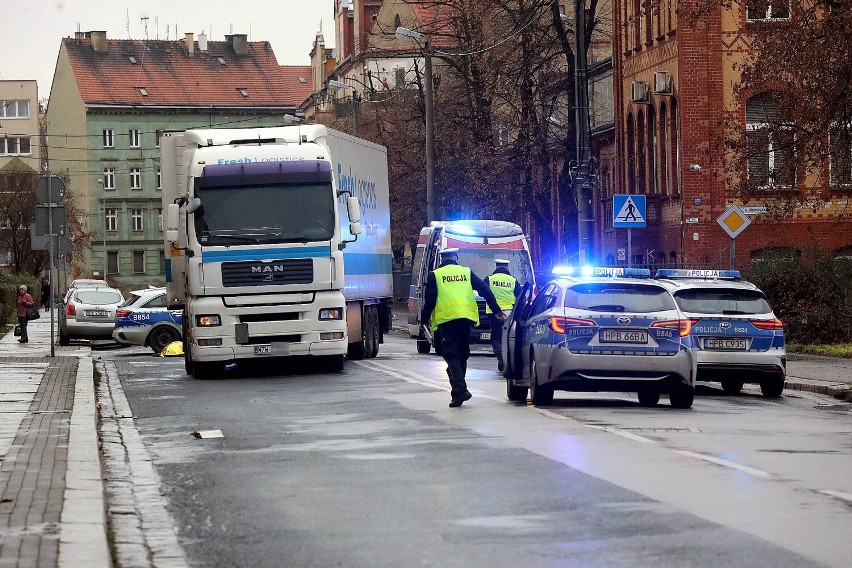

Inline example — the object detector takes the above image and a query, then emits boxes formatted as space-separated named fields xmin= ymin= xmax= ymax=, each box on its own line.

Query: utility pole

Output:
xmin=573 ymin=0 xmax=594 ymax=264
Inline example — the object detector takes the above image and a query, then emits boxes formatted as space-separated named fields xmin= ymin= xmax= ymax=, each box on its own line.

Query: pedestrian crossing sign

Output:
xmin=613 ymin=194 xmax=646 ymax=228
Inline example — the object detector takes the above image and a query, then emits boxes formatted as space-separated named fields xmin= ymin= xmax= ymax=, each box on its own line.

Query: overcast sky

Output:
xmin=0 ymin=0 xmax=335 ymax=100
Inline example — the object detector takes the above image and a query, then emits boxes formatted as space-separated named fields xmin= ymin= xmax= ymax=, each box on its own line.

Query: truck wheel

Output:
xmin=416 ymin=339 xmax=431 ymax=354
xmin=347 ymin=305 xmax=368 ymax=361
xmin=369 ymin=306 xmax=380 ymax=358
xmin=193 ymin=361 xmax=225 ymax=380
xmin=149 ymin=326 xmax=180 ymax=354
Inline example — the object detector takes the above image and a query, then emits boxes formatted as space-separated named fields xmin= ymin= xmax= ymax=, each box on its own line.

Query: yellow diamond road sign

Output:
xmin=717 ymin=204 xmax=752 ymax=238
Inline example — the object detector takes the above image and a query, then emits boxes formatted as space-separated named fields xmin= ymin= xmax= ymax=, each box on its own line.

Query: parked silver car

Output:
xmin=59 ymin=287 xmax=125 ymax=345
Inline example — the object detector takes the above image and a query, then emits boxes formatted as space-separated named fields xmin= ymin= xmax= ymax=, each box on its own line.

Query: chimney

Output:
xmin=90 ymin=30 xmax=107 ymax=52
xmin=230 ymin=33 xmax=248 ymax=55
xmin=185 ymin=32 xmax=194 ymax=56
xmin=198 ymin=31 xmax=208 ymax=51
xmin=75 ymin=31 xmax=86 ymax=40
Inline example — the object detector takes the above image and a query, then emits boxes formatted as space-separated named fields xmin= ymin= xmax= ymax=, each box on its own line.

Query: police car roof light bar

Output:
xmin=552 ymin=266 xmax=651 ymax=278
xmin=656 ymin=269 xmax=741 ymax=280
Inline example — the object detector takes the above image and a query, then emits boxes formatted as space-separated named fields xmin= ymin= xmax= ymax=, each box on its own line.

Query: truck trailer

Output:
xmin=161 ymin=125 xmax=392 ymax=377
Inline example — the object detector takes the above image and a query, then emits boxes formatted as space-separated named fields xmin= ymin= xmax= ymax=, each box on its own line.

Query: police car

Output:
xmin=655 ymin=269 xmax=785 ymax=397
xmin=502 ymin=267 xmax=697 ymax=408
xmin=112 ymin=287 xmax=183 ymax=354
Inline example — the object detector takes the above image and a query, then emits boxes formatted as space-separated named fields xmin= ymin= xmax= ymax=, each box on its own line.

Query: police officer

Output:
xmin=421 ymin=248 xmax=506 ymax=407
xmin=485 ymin=259 xmax=521 ymax=372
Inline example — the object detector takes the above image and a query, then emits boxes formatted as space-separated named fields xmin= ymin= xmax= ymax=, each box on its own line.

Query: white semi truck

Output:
xmin=161 ymin=125 xmax=392 ymax=377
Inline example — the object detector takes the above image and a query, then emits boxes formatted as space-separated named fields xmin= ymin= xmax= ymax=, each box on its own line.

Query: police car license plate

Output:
xmin=600 ymin=329 xmax=648 ymax=344
xmin=480 ymin=332 xmax=491 ymax=341
xmin=705 ymin=338 xmax=748 ymax=350
xmin=85 ymin=310 xmax=109 ymax=317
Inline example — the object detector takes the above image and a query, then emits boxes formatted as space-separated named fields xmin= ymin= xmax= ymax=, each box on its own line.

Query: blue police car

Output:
xmin=112 ymin=287 xmax=183 ymax=354
xmin=655 ymin=269 xmax=786 ymax=397
xmin=502 ymin=267 xmax=697 ymax=408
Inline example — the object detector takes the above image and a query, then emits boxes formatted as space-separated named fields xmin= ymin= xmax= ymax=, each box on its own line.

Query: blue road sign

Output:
xmin=613 ymin=194 xmax=646 ymax=228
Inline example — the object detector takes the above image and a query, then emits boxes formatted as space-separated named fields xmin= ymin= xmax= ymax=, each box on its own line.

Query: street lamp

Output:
xmin=395 ymin=26 xmax=436 ymax=224
xmin=327 ymin=79 xmax=361 ymax=137
xmin=96 ymin=180 xmax=107 ymax=279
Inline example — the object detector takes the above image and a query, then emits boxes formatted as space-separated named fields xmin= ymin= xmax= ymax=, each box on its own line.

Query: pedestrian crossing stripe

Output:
xmin=616 ymin=196 xmax=645 ymax=224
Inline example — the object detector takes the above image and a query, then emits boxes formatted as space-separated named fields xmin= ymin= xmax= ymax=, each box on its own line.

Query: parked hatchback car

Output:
xmin=655 ymin=269 xmax=786 ymax=397
xmin=113 ymin=287 xmax=183 ymax=353
xmin=59 ymin=287 xmax=125 ymax=345
xmin=502 ymin=267 xmax=697 ymax=408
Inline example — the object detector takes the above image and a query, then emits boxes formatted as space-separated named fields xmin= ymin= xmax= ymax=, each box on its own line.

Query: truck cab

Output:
xmin=408 ymin=220 xmax=535 ymax=354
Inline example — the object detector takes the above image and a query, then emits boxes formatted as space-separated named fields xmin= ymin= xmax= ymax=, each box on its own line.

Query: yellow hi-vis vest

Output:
xmin=486 ymin=273 xmax=517 ymax=314
xmin=431 ymin=264 xmax=480 ymax=327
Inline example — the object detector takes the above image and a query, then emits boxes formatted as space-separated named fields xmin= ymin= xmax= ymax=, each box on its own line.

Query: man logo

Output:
xmin=263 ymin=273 xmax=274 ymax=282
xmin=251 ymin=265 xmax=286 ymax=273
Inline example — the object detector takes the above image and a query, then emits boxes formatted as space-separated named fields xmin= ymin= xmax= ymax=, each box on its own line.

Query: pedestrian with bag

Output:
xmin=16 ymin=284 xmax=35 ymax=344
xmin=420 ymin=248 xmax=506 ymax=408
xmin=485 ymin=259 xmax=521 ymax=372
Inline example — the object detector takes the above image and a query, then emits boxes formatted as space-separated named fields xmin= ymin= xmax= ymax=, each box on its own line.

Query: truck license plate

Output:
xmin=705 ymin=338 xmax=748 ymax=350
xmin=480 ymin=332 xmax=491 ymax=341
xmin=254 ymin=345 xmax=271 ymax=355
xmin=600 ymin=329 xmax=648 ymax=344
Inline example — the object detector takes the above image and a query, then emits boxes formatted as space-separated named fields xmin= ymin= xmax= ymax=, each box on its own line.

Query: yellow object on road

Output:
xmin=160 ymin=341 xmax=184 ymax=357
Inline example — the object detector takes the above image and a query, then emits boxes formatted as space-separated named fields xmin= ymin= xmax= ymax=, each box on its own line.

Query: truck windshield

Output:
xmin=194 ymin=182 xmax=335 ymax=246
xmin=455 ymin=249 xmax=535 ymax=286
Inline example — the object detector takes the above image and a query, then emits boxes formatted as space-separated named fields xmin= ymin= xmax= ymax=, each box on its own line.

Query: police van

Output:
xmin=655 ymin=269 xmax=786 ymax=397
xmin=408 ymin=220 xmax=535 ymax=354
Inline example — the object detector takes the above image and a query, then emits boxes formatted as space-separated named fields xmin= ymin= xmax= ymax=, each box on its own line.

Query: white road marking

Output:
xmin=675 ymin=450 xmax=776 ymax=480
xmin=587 ymin=425 xmax=657 ymax=443
xmin=817 ymin=489 xmax=852 ymax=505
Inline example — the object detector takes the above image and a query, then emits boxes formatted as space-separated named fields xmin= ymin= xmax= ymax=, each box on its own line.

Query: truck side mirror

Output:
xmin=166 ymin=203 xmax=180 ymax=231
xmin=349 ymin=222 xmax=362 ymax=236
xmin=347 ymin=196 xmax=361 ymax=224
xmin=185 ymin=197 xmax=202 ymax=214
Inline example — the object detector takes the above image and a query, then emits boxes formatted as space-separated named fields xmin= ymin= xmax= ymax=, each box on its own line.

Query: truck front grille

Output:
xmin=221 ymin=259 xmax=313 ymax=287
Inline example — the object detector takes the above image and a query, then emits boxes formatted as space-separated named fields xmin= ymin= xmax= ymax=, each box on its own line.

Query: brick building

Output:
xmin=602 ymin=0 xmax=852 ymax=268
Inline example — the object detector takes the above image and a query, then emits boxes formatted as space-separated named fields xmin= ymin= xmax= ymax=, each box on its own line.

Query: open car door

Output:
xmin=502 ymin=282 xmax=534 ymax=381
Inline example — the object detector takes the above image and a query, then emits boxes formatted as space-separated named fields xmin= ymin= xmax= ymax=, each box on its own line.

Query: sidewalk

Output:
xmin=0 ymin=310 xmax=109 ymax=568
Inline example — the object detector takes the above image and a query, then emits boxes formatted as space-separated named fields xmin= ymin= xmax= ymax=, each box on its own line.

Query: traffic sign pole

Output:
xmin=627 ymin=229 xmax=632 ymax=268
xmin=47 ymin=177 xmax=55 ymax=357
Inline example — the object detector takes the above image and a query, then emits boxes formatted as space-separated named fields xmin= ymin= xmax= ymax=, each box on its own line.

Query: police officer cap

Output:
xmin=439 ymin=248 xmax=460 ymax=256
xmin=495 ymin=258 xmax=510 ymax=265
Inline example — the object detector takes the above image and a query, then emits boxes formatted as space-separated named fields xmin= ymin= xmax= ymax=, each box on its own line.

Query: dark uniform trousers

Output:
xmin=489 ymin=314 xmax=504 ymax=360
xmin=437 ymin=318 xmax=472 ymax=399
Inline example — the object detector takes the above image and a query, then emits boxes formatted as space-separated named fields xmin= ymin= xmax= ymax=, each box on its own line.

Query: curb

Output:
xmin=785 ymin=378 xmax=851 ymax=399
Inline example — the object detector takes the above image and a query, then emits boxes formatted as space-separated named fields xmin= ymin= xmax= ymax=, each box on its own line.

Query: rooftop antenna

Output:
xmin=126 ymin=8 xmax=130 ymax=39
xmin=155 ymin=16 xmax=159 ymax=40
xmin=141 ymin=14 xmax=150 ymax=41
xmin=165 ymin=24 xmax=169 ymax=41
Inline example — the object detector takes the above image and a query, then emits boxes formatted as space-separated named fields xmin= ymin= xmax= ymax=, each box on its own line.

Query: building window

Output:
xmin=670 ymin=98 xmax=681 ymax=195
xmin=103 ymin=129 xmax=114 ymax=148
xmin=746 ymin=1 xmax=791 ymax=21
xmin=157 ymin=208 xmax=163 ymax=231
xmin=133 ymin=251 xmax=145 ymax=274
xmin=105 ymin=208 xmax=118 ymax=232
xmin=156 ymin=167 xmax=162 ymax=190
xmin=0 ymin=136 xmax=31 ymax=156
xmin=0 ymin=100 xmax=29 ymax=118
xmin=103 ymin=167 xmax=115 ymax=190
xmin=649 ymin=106 xmax=659 ymax=194
xmin=626 ymin=114 xmax=636 ymax=194
xmin=829 ymin=123 xmax=851 ymax=186
xmin=155 ymin=130 xmax=163 ymax=148
xmin=660 ymin=103 xmax=669 ymax=196
xmin=107 ymin=251 xmax=119 ymax=275
xmin=746 ymin=92 xmax=794 ymax=188
xmin=129 ymin=129 xmax=141 ymax=148
xmin=131 ymin=209 xmax=144 ymax=232
xmin=130 ymin=168 xmax=142 ymax=190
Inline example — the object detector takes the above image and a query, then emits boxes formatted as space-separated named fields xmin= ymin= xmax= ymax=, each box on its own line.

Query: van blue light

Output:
xmin=447 ymin=223 xmax=477 ymax=236
xmin=656 ymin=269 xmax=741 ymax=280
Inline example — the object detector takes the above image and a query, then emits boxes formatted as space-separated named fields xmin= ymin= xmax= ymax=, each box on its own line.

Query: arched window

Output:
xmin=637 ymin=109 xmax=646 ymax=194
xmin=648 ymin=105 xmax=658 ymax=194
xmin=627 ymin=114 xmax=636 ymax=194
xmin=660 ymin=102 xmax=669 ymax=196
xmin=746 ymin=92 xmax=795 ymax=188
xmin=670 ymin=98 xmax=680 ymax=195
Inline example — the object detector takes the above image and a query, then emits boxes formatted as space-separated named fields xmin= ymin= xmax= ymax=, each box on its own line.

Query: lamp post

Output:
xmin=327 ymin=79 xmax=361 ymax=137
xmin=395 ymin=26 xmax=436 ymax=224
xmin=573 ymin=0 xmax=594 ymax=264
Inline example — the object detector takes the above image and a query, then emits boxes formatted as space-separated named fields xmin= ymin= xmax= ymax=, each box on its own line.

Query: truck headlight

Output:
xmin=196 ymin=314 xmax=221 ymax=327
xmin=319 ymin=308 xmax=343 ymax=320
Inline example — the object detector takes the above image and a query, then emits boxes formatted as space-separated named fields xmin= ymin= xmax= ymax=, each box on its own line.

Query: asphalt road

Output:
xmin=103 ymin=331 xmax=852 ymax=568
